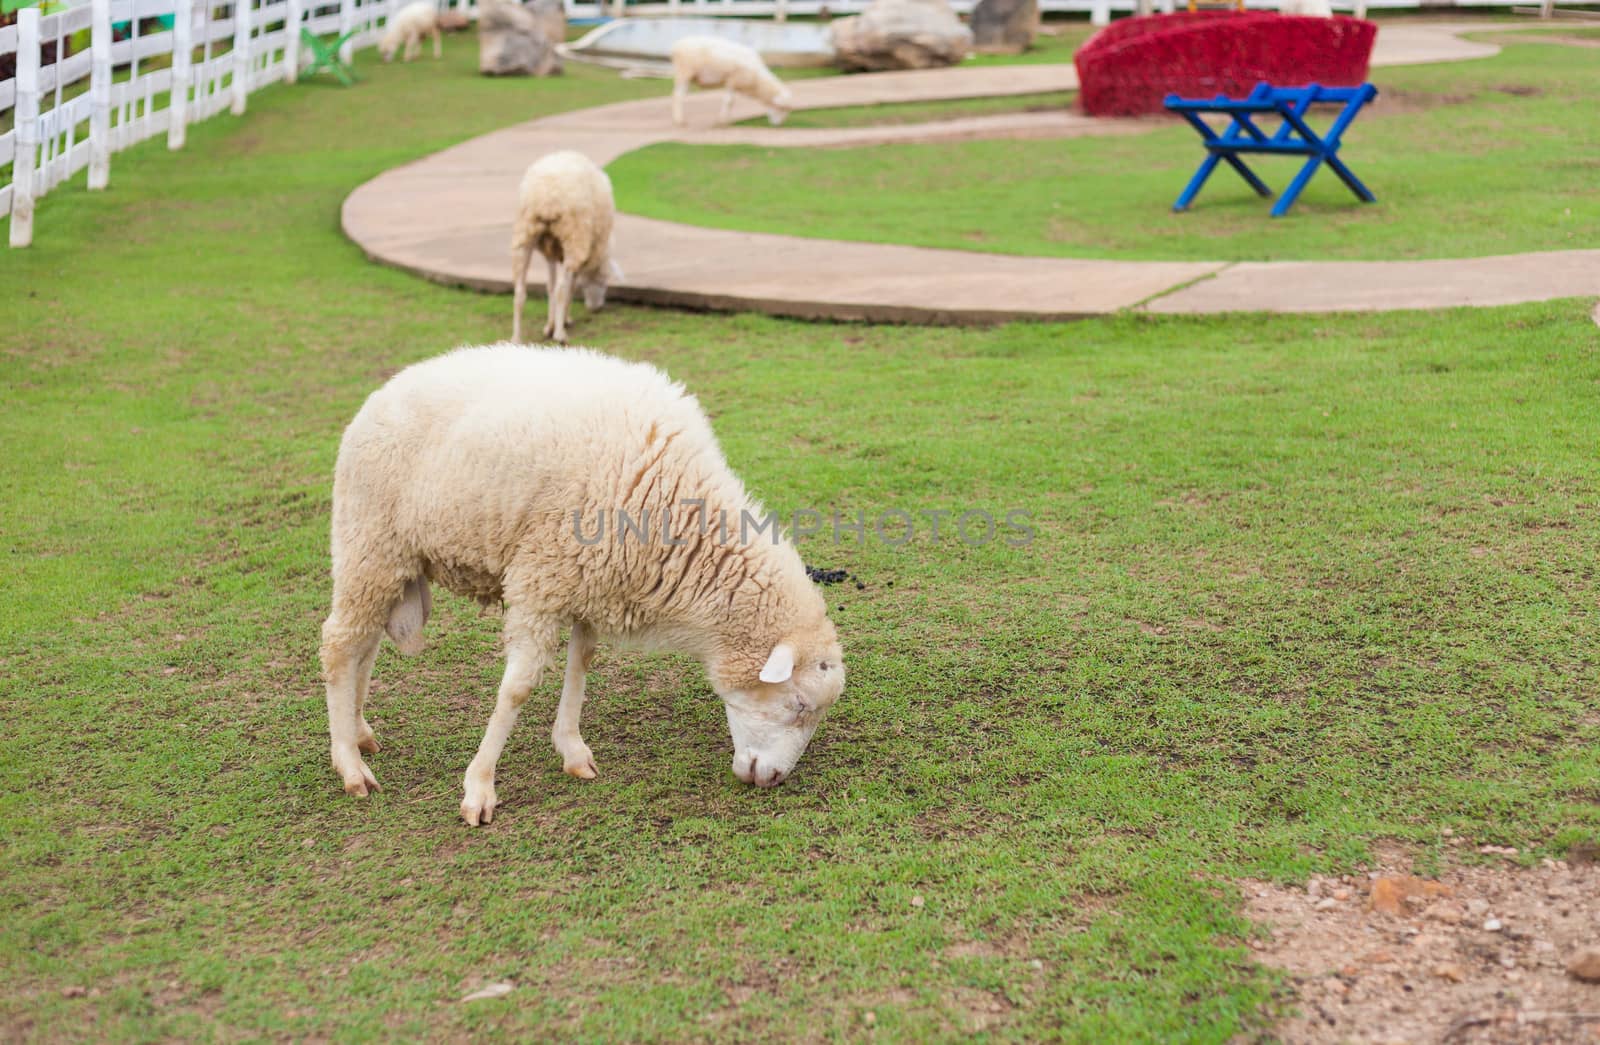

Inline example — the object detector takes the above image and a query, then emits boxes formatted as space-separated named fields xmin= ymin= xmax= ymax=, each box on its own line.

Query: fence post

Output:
xmin=9 ymin=9 xmax=41 ymax=248
xmin=285 ymin=0 xmax=302 ymax=82
xmin=1090 ymin=0 xmax=1110 ymax=25
xmin=170 ymin=0 xmax=194 ymax=147
xmin=338 ymin=0 xmax=354 ymax=64
xmin=231 ymin=0 xmax=252 ymax=114
xmin=88 ymin=0 xmax=113 ymax=189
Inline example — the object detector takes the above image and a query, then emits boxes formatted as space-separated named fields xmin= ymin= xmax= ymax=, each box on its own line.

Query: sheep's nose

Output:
xmin=752 ymin=760 xmax=787 ymax=788
xmin=733 ymin=754 xmax=788 ymax=787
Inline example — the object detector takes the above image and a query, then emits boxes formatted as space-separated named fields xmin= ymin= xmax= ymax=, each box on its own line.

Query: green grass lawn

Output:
xmin=616 ymin=37 xmax=1600 ymax=262
xmin=739 ymin=90 xmax=1079 ymax=129
xmin=3 ymin=28 xmax=1600 ymax=1043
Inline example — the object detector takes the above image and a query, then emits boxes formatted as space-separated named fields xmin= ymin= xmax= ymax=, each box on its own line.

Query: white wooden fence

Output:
xmin=0 ymin=0 xmax=476 ymax=246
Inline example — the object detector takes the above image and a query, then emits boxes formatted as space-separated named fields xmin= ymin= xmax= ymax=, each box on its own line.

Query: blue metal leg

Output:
xmin=1221 ymin=154 xmax=1274 ymax=198
xmin=1173 ymin=153 xmax=1223 ymax=212
xmin=1271 ymin=154 xmax=1325 ymax=218
xmin=1325 ymin=153 xmax=1376 ymax=203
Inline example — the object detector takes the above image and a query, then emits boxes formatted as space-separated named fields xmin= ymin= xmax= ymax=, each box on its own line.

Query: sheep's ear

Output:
xmin=609 ymin=259 xmax=626 ymax=282
xmin=759 ymin=643 xmax=795 ymax=684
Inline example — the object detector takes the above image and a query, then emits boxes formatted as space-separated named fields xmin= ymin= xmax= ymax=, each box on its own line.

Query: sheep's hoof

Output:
xmin=563 ymin=756 xmax=598 ymax=780
xmin=334 ymin=752 xmax=380 ymax=797
xmin=461 ymin=774 xmax=497 ymax=826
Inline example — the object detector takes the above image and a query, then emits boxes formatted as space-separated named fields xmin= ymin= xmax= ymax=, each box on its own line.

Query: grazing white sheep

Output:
xmin=670 ymin=36 xmax=794 ymax=127
xmin=511 ymin=151 xmax=620 ymax=345
xmin=320 ymin=345 xmax=847 ymax=826
xmin=379 ymin=1 xmax=441 ymax=63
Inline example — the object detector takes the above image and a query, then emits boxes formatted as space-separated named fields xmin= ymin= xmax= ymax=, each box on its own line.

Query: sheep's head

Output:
xmin=578 ymin=258 xmax=624 ymax=311
xmin=714 ymin=615 xmax=845 ymax=788
xmin=766 ymin=89 xmax=795 ymax=126
xmin=379 ymin=40 xmax=397 ymax=62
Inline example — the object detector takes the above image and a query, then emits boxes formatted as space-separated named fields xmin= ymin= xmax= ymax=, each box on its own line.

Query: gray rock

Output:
xmin=970 ymin=0 xmax=1036 ymax=55
xmin=477 ymin=0 xmax=562 ymax=77
xmin=830 ymin=0 xmax=973 ymax=71
xmin=526 ymin=0 xmax=566 ymax=50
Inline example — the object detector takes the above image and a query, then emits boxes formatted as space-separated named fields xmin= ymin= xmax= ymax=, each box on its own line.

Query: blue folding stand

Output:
xmin=1165 ymin=83 xmax=1378 ymax=218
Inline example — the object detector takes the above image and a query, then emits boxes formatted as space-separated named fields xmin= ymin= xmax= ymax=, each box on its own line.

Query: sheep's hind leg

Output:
xmin=540 ymin=257 xmax=559 ymax=340
xmin=511 ymin=241 xmax=537 ymax=343
xmin=547 ymin=266 xmax=573 ymax=344
xmin=431 ymin=25 xmax=441 ymax=59
xmin=719 ymin=86 xmax=735 ymax=126
xmin=552 ymin=621 xmax=598 ymax=779
xmin=321 ymin=611 xmax=385 ymax=796
xmin=353 ymin=639 xmax=382 ymax=754
xmin=672 ymin=76 xmax=689 ymax=127
xmin=461 ymin=609 xmax=558 ymax=826
xmin=359 ymin=575 xmax=430 ymax=753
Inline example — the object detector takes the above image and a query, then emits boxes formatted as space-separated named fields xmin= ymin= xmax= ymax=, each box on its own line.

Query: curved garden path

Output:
xmin=342 ymin=21 xmax=1600 ymax=323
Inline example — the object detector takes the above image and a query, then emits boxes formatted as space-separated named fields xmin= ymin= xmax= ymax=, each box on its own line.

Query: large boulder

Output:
xmin=526 ymin=0 xmax=566 ymax=47
xmin=829 ymin=0 xmax=973 ymax=71
xmin=477 ymin=0 xmax=562 ymax=77
xmin=970 ymin=0 xmax=1037 ymax=54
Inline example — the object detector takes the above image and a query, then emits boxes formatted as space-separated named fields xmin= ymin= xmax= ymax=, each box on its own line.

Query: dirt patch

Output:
xmin=1368 ymin=90 xmax=1475 ymax=116
xmin=1244 ymin=846 xmax=1600 ymax=1043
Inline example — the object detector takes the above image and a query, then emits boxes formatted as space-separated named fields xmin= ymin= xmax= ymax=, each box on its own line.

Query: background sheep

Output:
xmin=1280 ymin=0 xmax=1334 ymax=15
xmin=320 ymin=345 xmax=847 ymax=825
xmin=671 ymin=36 xmax=794 ymax=127
xmin=511 ymin=151 xmax=620 ymax=344
xmin=379 ymin=1 xmax=441 ymax=63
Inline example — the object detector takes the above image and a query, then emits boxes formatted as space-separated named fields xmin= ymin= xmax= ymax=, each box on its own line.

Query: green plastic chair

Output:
xmin=300 ymin=28 xmax=359 ymax=85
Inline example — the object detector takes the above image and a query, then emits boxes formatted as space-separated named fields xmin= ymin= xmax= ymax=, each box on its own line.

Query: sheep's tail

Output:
xmin=512 ymin=210 xmax=556 ymax=252
xmin=386 ymin=577 xmax=432 ymax=656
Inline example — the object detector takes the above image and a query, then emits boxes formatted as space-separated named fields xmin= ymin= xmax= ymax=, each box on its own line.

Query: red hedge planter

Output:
xmin=1074 ymin=12 xmax=1378 ymax=117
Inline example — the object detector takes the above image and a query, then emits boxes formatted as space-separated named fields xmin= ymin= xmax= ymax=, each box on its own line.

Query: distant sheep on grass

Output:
xmin=319 ymin=345 xmax=847 ymax=826
xmin=671 ymin=36 xmax=794 ymax=127
xmin=380 ymin=2 xmax=442 ymax=63
xmin=511 ymin=151 xmax=620 ymax=344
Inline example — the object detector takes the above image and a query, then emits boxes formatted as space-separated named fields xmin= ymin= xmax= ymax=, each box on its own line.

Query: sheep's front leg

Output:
xmin=552 ymin=621 xmax=598 ymax=778
xmin=461 ymin=612 xmax=558 ymax=826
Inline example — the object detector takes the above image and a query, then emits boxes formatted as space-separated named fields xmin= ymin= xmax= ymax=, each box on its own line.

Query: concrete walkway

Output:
xmin=342 ymin=21 xmax=1600 ymax=323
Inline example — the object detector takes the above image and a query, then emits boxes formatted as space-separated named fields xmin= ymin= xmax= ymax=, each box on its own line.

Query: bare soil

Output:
xmin=1243 ymin=844 xmax=1600 ymax=1043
